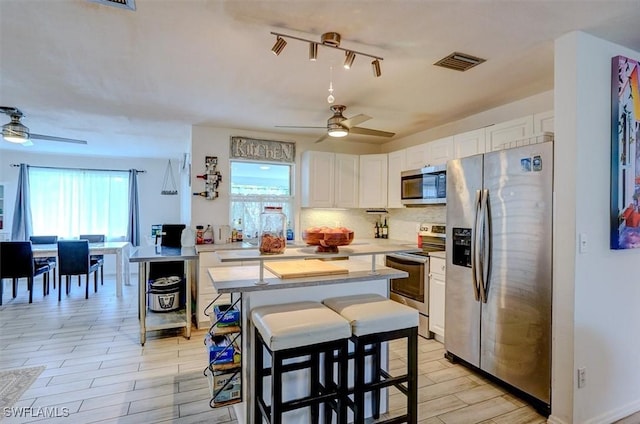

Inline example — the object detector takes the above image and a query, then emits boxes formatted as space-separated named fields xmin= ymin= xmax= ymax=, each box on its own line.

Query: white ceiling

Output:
xmin=1 ymin=0 xmax=639 ymax=159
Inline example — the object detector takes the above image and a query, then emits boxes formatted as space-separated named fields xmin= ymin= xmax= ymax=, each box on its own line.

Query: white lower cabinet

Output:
xmin=429 ymin=257 xmax=446 ymax=341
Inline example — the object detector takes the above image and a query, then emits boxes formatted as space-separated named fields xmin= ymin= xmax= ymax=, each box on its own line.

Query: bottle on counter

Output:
xmin=381 ymin=218 xmax=389 ymax=239
xmin=203 ymin=225 xmax=214 ymax=244
xmin=236 ymin=218 xmax=243 ymax=242
xmin=195 ymin=225 xmax=204 ymax=244
xmin=374 ymin=221 xmax=380 ymax=238
xmin=286 ymin=221 xmax=294 ymax=241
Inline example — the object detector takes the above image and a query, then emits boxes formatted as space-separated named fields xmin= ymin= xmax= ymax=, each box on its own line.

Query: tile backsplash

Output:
xmin=299 ymin=206 xmax=446 ymax=243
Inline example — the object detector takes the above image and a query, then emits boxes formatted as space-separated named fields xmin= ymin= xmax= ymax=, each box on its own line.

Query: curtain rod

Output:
xmin=10 ymin=164 xmax=146 ymax=173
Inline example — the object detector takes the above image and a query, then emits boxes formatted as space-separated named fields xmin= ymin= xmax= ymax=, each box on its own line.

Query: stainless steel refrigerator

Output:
xmin=445 ymin=142 xmax=552 ymax=413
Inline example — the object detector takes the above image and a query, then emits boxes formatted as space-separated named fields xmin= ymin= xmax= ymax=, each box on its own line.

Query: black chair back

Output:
xmin=29 ymin=235 xmax=58 ymax=244
xmin=79 ymin=234 xmax=105 ymax=243
xmin=161 ymin=224 xmax=185 ymax=248
xmin=0 ymin=241 xmax=36 ymax=278
xmin=57 ymin=240 xmax=91 ymax=276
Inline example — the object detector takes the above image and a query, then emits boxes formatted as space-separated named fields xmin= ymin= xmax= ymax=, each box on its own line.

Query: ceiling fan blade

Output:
xmin=30 ymin=133 xmax=88 ymax=144
xmin=275 ymin=125 xmax=326 ymax=129
xmin=349 ymin=127 xmax=395 ymax=137
xmin=341 ymin=114 xmax=371 ymax=129
xmin=314 ymin=133 xmax=329 ymax=143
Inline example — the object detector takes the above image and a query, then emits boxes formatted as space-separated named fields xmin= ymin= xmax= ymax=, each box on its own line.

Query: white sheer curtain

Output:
xmin=29 ymin=167 xmax=130 ymax=240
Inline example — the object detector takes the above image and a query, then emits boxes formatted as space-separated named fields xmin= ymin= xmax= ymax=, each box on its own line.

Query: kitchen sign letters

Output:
xmin=611 ymin=55 xmax=640 ymax=249
xmin=230 ymin=137 xmax=295 ymax=163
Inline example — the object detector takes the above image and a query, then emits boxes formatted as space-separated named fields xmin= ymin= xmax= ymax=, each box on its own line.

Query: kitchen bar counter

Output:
xmin=205 ymin=244 xmax=415 ymax=423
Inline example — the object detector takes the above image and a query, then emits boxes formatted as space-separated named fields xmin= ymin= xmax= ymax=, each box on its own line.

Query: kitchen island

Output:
xmin=206 ymin=242 xmax=414 ymax=423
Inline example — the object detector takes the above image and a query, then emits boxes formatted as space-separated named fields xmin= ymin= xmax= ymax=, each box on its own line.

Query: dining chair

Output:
xmin=0 ymin=241 xmax=50 ymax=304
xmin=79 ymin=234 xmax=105 ymax=286
xmin=57 ymin=240 xmax=101 ymax=301
xmin=29 ymin=235 xmax=58 ymax=288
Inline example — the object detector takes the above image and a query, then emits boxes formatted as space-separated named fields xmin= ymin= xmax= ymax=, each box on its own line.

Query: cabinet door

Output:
xmin=453 ymin=128 xmax=486 ymax=159
xmin=429 ymin=256 xmax=446 ymax=338
xmin=334 ymin=154 xmax=359 ymax=208
xmin=426 ymin=136 xmax=454 ymax=166
xmin=301 ymin=151 xmax=335 ymax=208
xmin=534 ymin=110 xmax=554 ymax=134
xmin=359 ymin=154 xmax=388 ymax=208
xmin=429 ymin=273 xmax=446 ymax=338
xmin=404 ymin=143 xmax=429 ymax=170
xmin=485 ymin=115 xmax=534 ymax=152
xmin=387 ymin=150 xmax=405 ymax=208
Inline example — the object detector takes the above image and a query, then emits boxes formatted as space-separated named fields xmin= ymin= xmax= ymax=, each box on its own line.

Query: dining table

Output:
xmin=31 ymin=241 xmax=132 ymax=297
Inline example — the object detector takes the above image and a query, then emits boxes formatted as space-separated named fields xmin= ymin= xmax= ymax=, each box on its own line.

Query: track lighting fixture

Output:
xmin=271 ymin=36 xmax=287 ymax=56
xmin=343 ymin=51 xmax=356 ymax=69
xmin=309 ymin=42 xmax=318 ymax=61
xmin=371 ymin=59 xmax=382 ymax=77
xmin=269 ymin=31 xmax=383 ymax=77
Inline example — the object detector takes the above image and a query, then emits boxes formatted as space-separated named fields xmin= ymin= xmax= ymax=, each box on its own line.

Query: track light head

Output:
xmin=309 ymin=42 xmax=318 ymax=61
xmin=343 ymin=51 xmax=356 ymax=69
xmin=271 ymin=37 xmax=287 ymax=56
xmin=371 ymin=59 xmax=381 ymax=77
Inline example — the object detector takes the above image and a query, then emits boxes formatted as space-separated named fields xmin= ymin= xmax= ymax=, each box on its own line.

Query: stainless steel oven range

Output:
xmin=386 ymin=223 xmax=446 ymax=339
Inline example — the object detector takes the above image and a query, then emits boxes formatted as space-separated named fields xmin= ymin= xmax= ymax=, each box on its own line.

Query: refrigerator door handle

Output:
xmin=479 ymin=189 xmax=491 ymax=303
xmin=471 ymin=189 xmax=482 ymax=301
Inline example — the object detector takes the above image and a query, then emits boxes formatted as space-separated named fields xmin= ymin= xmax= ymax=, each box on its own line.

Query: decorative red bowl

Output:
xmin=302 ymin=227 xmax=354 ymax=253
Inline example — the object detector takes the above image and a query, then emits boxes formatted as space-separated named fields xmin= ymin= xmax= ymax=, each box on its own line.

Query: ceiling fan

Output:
xmin=277 ymin=105 xmax=395 ymax=143
xmin=1 ymin=106 xmax=87 ymax=146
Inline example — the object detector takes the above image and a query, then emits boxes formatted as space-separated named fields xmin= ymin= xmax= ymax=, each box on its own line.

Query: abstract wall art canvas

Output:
xmin=611 ymin=55 xmax=640 ymax=249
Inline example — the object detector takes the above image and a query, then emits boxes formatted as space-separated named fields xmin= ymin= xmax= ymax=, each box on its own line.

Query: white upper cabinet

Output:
xmin=453 ymin=128 xmax=486 ymax=159
xmin=387 ymin=149 xmax=406 ymax=208
xmin=426 ymin=136 xmax=454 ymax=166
xmin=334 ymin=153 xmax=360 ymax=208
xmin=359 ymin=154 xmax=388 ymax=208
xmin=404 ymin=143 xmax=429 ymax=170
xmin=534 ymin=110 xmax=554 ymax=133
xmin=485 ymin=115 xmax=534 ymax=152
xmin=301 ymin=151 xmax=359 ymax=208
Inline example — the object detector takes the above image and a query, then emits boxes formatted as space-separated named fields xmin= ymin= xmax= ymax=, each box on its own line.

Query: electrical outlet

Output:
xmin=578 ymin=367 xmax=586 ymax=388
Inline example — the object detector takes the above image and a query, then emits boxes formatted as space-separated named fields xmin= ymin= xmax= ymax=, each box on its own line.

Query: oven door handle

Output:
xmin=386 ymin=253 xmax=429 ymax=264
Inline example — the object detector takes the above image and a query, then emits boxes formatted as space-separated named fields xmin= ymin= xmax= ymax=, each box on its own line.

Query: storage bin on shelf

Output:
xmin=203 ymin=294 xmax=243 ymax=408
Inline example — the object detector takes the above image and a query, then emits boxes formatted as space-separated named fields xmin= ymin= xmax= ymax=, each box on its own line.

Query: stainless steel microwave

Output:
xmin=401 ymin=164 xmax=447 ymax=205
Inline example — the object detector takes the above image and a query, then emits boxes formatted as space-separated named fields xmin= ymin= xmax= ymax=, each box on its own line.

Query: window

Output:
xmin=229 ymin=161 xmax=294 ymax=242
xmin=29 ymin=167 xmax=130 ymax=240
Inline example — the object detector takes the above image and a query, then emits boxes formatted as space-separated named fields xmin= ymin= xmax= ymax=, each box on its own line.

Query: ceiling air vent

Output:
xmin=88 ymin=0 xmax=136 ymax=11
xmin=434 ymin=52 xmax=486 ymax=72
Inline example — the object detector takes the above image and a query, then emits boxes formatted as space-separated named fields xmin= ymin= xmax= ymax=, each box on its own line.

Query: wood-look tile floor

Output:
xmin=0 ymin=275 xmax=547 ymax=424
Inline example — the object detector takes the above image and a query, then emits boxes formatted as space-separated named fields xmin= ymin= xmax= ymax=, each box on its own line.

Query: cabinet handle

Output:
xmin=428 ymin=273 xmax=433 ymax=278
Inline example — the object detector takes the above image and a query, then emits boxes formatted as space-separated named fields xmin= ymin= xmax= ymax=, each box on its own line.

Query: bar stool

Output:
xmin=252 ymin=301 xmax=351 ymax=424
xmin=323 ymin=293 xmax=419 ymax=424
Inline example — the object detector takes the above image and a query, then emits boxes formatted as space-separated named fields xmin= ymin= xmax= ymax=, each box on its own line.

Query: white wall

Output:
xmin=0 ymin=150 xmax=184 ymax=271
xmin=552 ymin=32 xmax=640 ymax=424
xmin=190 ymin=126 xmax=381 ymax=234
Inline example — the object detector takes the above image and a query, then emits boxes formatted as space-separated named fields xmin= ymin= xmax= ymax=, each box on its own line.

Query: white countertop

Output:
xmin=208 ymin=258 xmax=408 ymax=293
xmin=214 ymin=239 xmax=419 ymax=262
xmin=428 ymin=250 xmax=446 ymax=259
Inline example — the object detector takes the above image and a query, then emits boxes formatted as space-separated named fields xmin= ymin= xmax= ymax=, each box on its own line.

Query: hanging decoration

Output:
xmin=161 ymin=159 xmax=178 ymax=195
xmin=327 ymin=66 xmax=335 ymax=104
xmin=193 ymin=156 xmax=222 ymax=200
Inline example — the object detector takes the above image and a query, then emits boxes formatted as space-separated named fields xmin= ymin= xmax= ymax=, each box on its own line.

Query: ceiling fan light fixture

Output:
xmin=328 ymin=125 xmax=348 ymax=137
xmin=309 ymin=42 xmax=318 ymax=61
xmin=2 ymin=118 xmax=30 ymax=144
xmin=344 ymin=51 xmax=356 ymax=69
xmin=371 ymin=59 xmax=381 ymax=77
xmin=271 ymin=36 xmax=287 ymax=56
